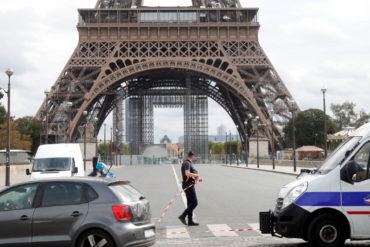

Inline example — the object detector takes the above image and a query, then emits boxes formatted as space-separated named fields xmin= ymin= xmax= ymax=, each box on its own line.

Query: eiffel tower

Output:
xmin=36 ymin=0 xmax=298 ymax=157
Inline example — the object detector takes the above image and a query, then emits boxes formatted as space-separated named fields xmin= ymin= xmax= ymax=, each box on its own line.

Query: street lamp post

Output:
xmin=289 ymin=100 xmax=297 ymax=172
xmin=253 ymin=116 xmax=260 ymax=168
xmin=82 ymin=111 xmax=88 ymax=172
xmin=2 ymin=69 xmax=13 ymax=186
xmin=104 ymin=123 xmax=106 ymax=163
xmin=244 ymin=120 xmax=249 ymax=167
xmin=65 ymin=101 xmax=73 ymax=143
xmin=44 ymin=90 xmax=50 ymax=144
xmin=225 ymin=132 xmax=228 ymax=165
xmin=267 ymin=106 xmax=276 ymax=170
xmin=229 ymin=131 xmax=232 ymax=165
xmin=321 ymin=88 xmax=328 ymax=158
xmin=110 ymin=127 xmax=113 ymax=166
xmin=236 ymin=125 xmax=239 ymax=166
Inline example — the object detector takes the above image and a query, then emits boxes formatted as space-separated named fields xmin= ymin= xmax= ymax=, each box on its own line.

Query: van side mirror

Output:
xmin=73 ymin=167 xmax=78 ymax=174
xmin=26 ymin=169 xmax=31 ymax=176
xmin=340 ymin=161 xmax=358 ymax=184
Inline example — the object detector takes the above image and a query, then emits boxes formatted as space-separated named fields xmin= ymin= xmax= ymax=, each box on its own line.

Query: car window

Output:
xmin=0 ymin=184 xmax=38 ymax=211
xmin=85 ymin=184 xmax=98 ymax=202
xmin=352 ymin=142 xmax=370 ymax=183
xmin=42 ymin=182 xmax=83 ymax=207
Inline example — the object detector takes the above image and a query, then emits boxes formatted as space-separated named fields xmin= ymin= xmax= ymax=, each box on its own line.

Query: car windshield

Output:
xmin=33 ymin=157 xmax=72 ymax=172
xmin=318 ymin=136 xmax=361 ymax=174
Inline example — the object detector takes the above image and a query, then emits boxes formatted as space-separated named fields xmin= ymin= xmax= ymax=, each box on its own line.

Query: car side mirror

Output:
xmin=26 ymin=169 xmax=31 ymax=176
xmin=73 ymin=167 xmax=78 ymax=174
xmin=341 ymin=161 xmax=358 ymax=184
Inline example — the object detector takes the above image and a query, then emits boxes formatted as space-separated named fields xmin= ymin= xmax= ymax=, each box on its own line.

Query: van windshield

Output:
xmin=318 ymin=136 xmax=361 ymax=174
xmin=33 ymin=158 xmax=72 ymax=172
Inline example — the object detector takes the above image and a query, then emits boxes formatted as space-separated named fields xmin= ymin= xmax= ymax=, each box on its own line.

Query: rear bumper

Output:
xmin=259 ymin=204 xmax=310 ymax=238
xmin=111 ymin=222 xmax=156 ymax=247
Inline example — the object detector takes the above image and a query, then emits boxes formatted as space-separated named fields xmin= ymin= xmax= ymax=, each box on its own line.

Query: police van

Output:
xmin=260 ymin=122 xmax=370 ymax=247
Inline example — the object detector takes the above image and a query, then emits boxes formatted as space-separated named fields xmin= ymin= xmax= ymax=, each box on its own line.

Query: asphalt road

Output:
xmin=113 ymin=164 xmax=370 ymax=247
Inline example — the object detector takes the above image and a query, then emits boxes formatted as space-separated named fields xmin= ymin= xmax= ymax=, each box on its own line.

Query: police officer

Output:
xmin=178 ymin=151 xmax=203 ymax=226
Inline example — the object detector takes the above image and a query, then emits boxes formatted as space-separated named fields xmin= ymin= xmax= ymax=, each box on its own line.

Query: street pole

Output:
xmin=244 ymin=120 xmax=248 ymax=167
xmin=236 ymin=125 xmax=239 ymax=166
xmin=256 ymin=125 xmax=260 ymax=168
xmin=104 ymin=123 xmax=106 ymax=163
xmin=82 ymin=111 xmax=88 ymax=172
xmin=322 ymin=88 xmax=328 ymax=158
xmin=225 ymin=132 xmax=228 ymax=165
xmin=5 ymin=69 xmax=13 ymax=187
xmin=292 ymin=110 xmax=297 ymax=172
xmin=229 ymin=130 xmax=233 ymax=165
xmin=110 ymin=127 xmax=113 ymax=166
xmin=44 ymin=90 xmax=49 ymax=144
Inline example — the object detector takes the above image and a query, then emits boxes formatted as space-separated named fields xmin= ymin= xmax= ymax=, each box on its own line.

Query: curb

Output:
xmin=224 ymin=165 xmax=298 ymax=176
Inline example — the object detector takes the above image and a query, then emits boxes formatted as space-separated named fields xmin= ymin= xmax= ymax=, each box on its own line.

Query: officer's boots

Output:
xmin=188 ymin=217 xmax=199 ymax=226
xmin=178 ymin=213 xmax=187 ymax=225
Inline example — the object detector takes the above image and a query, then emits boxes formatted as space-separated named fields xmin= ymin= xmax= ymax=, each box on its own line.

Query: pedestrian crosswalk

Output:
xmin=157 ymin=223 xmax=262 ymax=239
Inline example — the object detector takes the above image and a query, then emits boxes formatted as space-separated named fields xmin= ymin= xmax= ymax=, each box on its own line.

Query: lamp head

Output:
xmin=83 ymin=110 xmax=88 ymax=116
xmin=5 ymin=69 xmax=13 ymax=77
xmin=321 ymin=88 xmax=327 ymax=94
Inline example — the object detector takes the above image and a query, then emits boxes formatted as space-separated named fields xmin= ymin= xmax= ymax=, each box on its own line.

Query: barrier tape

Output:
xmin=158 ymin=228 xmax=260 ymax=235
xmin=155 ymin=181 xmax=197 ymax=226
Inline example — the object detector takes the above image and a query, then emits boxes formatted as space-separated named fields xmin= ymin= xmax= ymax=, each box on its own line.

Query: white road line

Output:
xmin=166 ymin=226 xmax=190 ymax=239
xmin=207 ymin=224 xmax=238 ymax=237
xmin=171 ymin=165 xmax=188 ymax=208
xmin=248 ymin=223 xmax=261 ymax=233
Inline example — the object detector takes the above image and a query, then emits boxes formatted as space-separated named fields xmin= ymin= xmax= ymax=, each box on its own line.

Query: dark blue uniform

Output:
xmin=181 ymin=160 xmax=198 ymax=220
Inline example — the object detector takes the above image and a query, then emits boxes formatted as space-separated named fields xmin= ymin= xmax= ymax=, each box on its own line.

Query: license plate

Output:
xmin=144 ymin=229 xmax=155 ymax=238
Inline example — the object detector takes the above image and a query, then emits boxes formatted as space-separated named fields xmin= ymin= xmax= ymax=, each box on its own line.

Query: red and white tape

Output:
xmin=155 ymin=181 xmax=197 ymax=226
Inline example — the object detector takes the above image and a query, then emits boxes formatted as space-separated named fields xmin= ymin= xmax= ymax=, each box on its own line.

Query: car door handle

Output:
xmin=20 ymin=215 xmax=30 ymax=221
xmin=71 ymin=211 xmax=83 ymax=217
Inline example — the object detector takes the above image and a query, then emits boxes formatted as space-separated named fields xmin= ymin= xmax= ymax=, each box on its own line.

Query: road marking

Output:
xmin=171 ymin=165 xmax=188 ymax=208
xmin=166 ymin=226 xmax=190 ymax=239
xmin=207 ymin=224 xmax=238 ymax=237
xmin=248 ymin=223 xmax=261 ymax=234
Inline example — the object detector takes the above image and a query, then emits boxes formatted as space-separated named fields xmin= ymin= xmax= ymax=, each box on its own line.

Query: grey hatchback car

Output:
xmin=0 ymin=177 xmax=155 ymax=247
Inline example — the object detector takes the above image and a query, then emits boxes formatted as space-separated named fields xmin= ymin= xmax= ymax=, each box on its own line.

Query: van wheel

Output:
xmin=307 ymin=214 xmax=345 ymax=247
xmin=76 ymin=229 xmax=115 ymax=247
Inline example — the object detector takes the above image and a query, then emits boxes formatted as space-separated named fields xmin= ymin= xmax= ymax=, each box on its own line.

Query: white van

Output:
xmin=27 ymin=144 xmax=85 ymax=180
xmin=260 ymin=122 xmax=370 ymax=247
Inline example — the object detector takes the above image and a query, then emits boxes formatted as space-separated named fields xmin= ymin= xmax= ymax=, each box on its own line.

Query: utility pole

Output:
xmin=321 ymin=88 xmax=328 ymax=158
xmin=4 ymin=69 xmax=13 ymax=186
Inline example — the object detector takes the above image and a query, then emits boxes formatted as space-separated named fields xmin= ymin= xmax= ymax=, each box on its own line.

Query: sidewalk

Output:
xmin=226 ymin=163 xmax=313 ymax=176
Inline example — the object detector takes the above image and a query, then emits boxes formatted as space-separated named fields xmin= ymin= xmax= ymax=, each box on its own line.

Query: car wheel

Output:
xmin=77 ymin=229 xmax=115 ymax=247
xmin=307 ymin=214 xmax=345 ymax=247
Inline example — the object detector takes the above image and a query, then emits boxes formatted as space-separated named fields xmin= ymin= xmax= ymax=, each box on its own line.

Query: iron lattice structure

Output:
xmin=123 ymin=82 xmax=209 ymax=160
xmin=36 ymin=0 xmax=299 ymax=155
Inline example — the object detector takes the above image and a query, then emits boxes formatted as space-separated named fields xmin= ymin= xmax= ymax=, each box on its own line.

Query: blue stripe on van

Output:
xmin=295 ymin=192 xmax=370 ymax=207
xmin=342 ymin=192 xmax=370 ymax=206
xmin=295 ymin=192 xmax=341 ymax=206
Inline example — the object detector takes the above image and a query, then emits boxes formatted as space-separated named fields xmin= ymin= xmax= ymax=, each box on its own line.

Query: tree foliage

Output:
xmin=0 ymin=104 xmax=6 ymax=125
xmin=15 ymin=117 xmax=44 ymax=154
xmin=330 ymin=102 xmax=358 ymax=129
xmin=0 ymin=122 xmax=32 ymax=151
xmin=283 ymin=109 xmax=337 ymax=148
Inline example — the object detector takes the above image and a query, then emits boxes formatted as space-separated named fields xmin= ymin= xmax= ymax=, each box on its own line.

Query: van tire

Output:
xmin=76 ymin=229 xmax=116 ymax=247
xmin=307 ymin=214 xmax=345 ymax=247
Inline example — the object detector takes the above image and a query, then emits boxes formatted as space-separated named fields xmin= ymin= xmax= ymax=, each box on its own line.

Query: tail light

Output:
xmin=112 ymin=205 xmax=132 ymax=221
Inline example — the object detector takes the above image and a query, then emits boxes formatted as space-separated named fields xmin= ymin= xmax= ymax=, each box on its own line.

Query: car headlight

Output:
xmin=282 ymin=182 xmax=308 ymax=209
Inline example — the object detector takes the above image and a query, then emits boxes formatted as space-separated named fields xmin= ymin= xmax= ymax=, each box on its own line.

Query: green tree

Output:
xmin=0 ymin=104 xmax=6 ymax=125
xmin=283 ymin=109 xmax=337 ymax=148
xmin=330 ymin=102 xmax=357 ymax=129
xmin=0 ymin=122 xmax=32 ymax=150
xmin=355 ymin=111 xmax=370 ymax=128
xmin=15 ymin=117 xmax=44 ymax=154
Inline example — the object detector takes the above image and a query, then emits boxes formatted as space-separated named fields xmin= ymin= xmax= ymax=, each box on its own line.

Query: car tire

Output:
xmin=76 ymin=229 xmax=116 ymax=247
xmin=307 ymin=214 xmax=345 ymax=247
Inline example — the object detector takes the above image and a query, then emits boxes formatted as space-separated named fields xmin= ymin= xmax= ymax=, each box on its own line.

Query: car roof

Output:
xmin=8 ymin=177 xmax=128 ymax=188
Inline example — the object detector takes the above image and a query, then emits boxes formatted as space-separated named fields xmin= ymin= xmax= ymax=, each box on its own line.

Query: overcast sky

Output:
xmin=0 ymin=0 xmax=369 ymax=143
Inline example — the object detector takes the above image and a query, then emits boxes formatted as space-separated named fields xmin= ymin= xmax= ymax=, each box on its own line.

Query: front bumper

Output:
xmin=259 ymin=203 xmax=310 ymax=238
